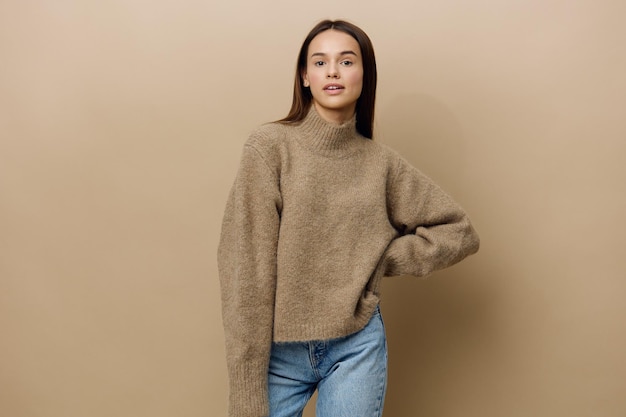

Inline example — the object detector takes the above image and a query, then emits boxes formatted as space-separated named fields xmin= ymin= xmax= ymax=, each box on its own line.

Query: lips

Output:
xmin=323 ymin=83 xmax=344 ymax=91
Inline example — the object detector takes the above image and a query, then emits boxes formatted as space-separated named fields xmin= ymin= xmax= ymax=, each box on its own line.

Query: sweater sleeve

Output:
xmin=217 ymin=141 xmax=282 ymax=417
xmin=383 ymin=155 xmax=479 ymax=278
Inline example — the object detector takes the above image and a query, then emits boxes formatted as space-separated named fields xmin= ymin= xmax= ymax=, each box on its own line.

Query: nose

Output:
xmin=326 ymin=64 xmax=339 ymax=78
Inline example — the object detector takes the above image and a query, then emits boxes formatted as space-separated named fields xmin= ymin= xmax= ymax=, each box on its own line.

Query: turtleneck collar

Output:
xmin=295 ymin=105 xmax=363 ymax=157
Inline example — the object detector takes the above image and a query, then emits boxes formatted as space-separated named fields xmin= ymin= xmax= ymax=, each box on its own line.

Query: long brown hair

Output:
xmin=279 ymin=20 xmax=377 ymax=139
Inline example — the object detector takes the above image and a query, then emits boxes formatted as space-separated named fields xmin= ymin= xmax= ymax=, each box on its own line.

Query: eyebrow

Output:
xmin=310 ymin=50 xmax=358 ymax=58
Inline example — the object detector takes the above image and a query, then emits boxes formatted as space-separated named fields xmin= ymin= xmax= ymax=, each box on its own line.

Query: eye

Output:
xmin=340 ymin=60 xmax=353 ymax=66
xmin=314 ymin=61 xmax=325 ymax=67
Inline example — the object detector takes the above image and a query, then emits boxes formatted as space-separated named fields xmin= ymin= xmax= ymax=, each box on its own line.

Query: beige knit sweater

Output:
xmin=217 ymin=106 xmax=479 ymax=417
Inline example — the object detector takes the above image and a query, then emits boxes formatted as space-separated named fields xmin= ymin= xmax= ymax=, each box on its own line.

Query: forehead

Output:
xmin=308 ymin=29 xmax=361 ymax=56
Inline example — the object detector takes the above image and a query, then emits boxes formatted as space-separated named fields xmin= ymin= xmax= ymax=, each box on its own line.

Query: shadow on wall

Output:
xmin=377 ymin=94 xmax=500 ymax=415
xmin=377 ymin=93 xmax=466 ymax=197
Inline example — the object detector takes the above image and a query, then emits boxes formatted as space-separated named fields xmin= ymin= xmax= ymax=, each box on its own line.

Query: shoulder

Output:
xmin=245 ymin=121 xmax=291 ymax=150
xmin=361 ymin=139 xmax=407 ymax=171
xmin=368 ymin=139 xmax=401 ymax=158
xmin=366 ymin=140 xmax=433 ymax=186
xmin=242 ymin=121 xmax=292 ymax=173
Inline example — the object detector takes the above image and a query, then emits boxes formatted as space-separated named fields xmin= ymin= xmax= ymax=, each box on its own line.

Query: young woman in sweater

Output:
xmin=218 ymin=20 xmax=480 ymax=417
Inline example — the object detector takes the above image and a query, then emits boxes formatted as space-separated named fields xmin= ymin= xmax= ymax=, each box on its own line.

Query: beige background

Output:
xmin=1 ymin=1 xmax=624 ymax=416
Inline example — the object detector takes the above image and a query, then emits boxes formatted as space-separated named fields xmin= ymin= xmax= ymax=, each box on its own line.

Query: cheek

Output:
xmin=311 ymin=73 xmax=326 ymax=86
xmin=347 ymin=71 xmax=364 ymax=92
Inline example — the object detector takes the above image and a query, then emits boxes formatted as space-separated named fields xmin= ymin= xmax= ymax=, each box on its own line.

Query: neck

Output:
xmin=294 ymin=105 xmax=361 ymax=157
xmin=313 ymin=102 xmax=356 ymax=125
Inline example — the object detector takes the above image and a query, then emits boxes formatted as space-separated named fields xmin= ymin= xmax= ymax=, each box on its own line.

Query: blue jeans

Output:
xmin=268 ymin=306 xmax=388 ymax=417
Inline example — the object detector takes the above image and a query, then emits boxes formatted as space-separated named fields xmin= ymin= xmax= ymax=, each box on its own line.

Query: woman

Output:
xmin=218 ymin=19 xmax=480 ymax=417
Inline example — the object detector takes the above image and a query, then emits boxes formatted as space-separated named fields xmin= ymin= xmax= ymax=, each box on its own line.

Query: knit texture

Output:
xmin=217 ymin=106 xmax=480 ymax=417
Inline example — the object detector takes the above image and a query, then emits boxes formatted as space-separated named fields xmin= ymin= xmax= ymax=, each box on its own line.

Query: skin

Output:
xmin=302 ymin=30 xmax=364 ymax=125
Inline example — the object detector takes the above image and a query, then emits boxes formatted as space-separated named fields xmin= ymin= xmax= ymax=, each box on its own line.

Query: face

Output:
xmin=302 ymin=29 xmax=364 ymax=124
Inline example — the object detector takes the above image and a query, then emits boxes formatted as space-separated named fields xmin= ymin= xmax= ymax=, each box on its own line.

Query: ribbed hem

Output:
xmin=228 ymin=364 xmax=269 ymax=417
xmin=295 ymin=106 xmax=363 ymax=157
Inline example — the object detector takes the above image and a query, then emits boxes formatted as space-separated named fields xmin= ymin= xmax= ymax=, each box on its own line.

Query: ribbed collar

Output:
xmin=295 ymin=106 xmax=362 ymax=157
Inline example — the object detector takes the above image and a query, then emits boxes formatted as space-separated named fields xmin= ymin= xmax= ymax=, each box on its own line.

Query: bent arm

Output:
xmin=383 ymin=156 xmax=479 ymax=277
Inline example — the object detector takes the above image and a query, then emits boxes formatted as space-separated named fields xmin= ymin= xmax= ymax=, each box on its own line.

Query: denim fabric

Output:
xmin=268 ymin=306 xmax=388 ymax=417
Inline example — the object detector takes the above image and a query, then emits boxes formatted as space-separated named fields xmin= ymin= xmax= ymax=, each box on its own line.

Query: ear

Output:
xmin=302 ymin=71 xmax=310 ymax=88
